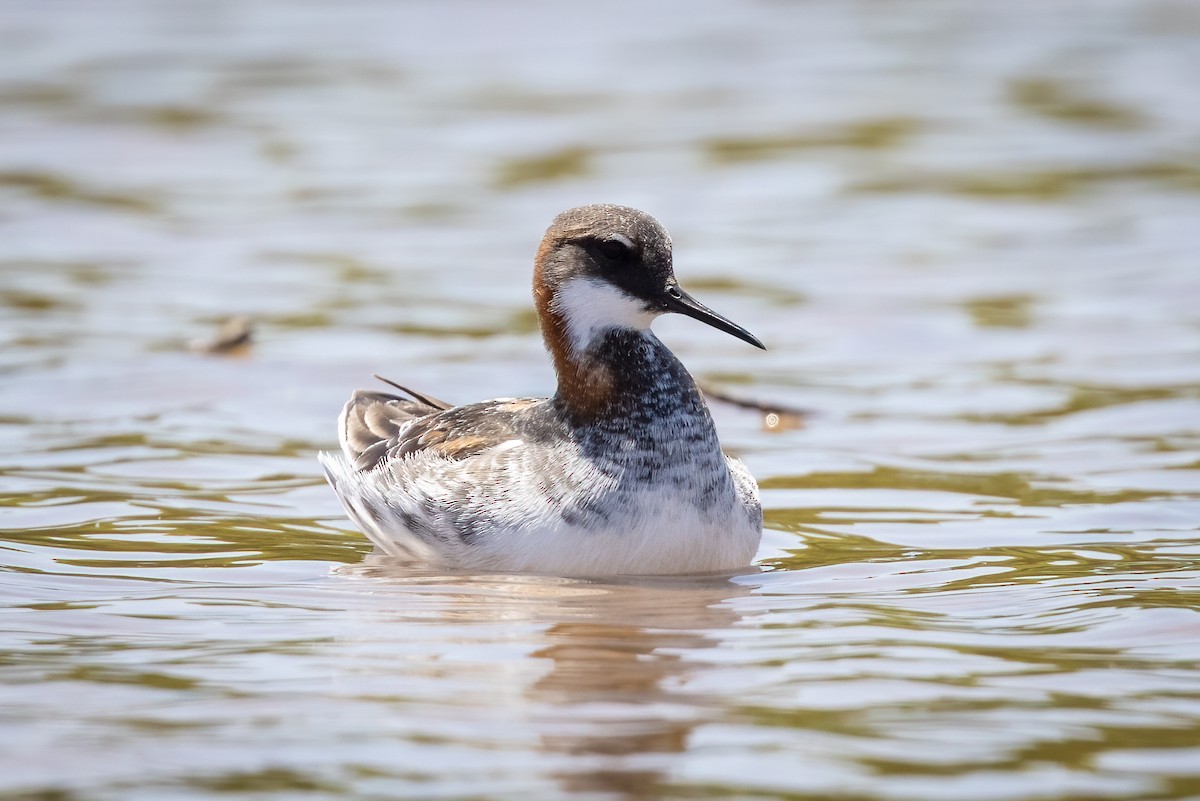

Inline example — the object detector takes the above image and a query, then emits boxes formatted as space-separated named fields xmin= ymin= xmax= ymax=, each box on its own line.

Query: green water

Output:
xmin=2 ymin=1 xmax=1200 ymax=799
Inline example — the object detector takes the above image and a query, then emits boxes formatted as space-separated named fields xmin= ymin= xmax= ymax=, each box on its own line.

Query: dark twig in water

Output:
xmin=699 ymin=383 xmax=809 ymax=432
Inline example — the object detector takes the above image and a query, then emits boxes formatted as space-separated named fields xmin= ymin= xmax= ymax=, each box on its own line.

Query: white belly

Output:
xmin=463 ymin=489 xmax=760 ymax=575
xmin=320 ymin=449 xmax=762 ymax=576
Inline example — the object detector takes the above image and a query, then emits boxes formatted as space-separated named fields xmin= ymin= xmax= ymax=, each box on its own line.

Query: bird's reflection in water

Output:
xmin=526 ymin=574 xmax=752 ymax=797
xmin=336 ymin=559 xmax=755 ymax=797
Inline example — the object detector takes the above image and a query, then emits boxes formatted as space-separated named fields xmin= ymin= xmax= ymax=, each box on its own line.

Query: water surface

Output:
xmin=2 ymin=1 xmax=1200 ymax=799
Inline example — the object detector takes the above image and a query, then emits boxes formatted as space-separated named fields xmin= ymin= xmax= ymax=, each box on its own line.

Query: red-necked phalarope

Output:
xmin=320 ymin=204 xmax=764 ymax=575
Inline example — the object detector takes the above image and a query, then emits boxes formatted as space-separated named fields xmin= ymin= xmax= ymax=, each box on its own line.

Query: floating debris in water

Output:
xmin=190 ymin=316 xmax=254 ymax=355
xmin=700 ymin=384 xmax=808 ymax=432
xmin=762 ymin=411 xmax=805 ymax=432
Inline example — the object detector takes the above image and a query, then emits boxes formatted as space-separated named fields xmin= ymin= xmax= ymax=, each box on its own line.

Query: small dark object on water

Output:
xmin=699 ymin=384 xmax=808 ymax=432
xmin=191 ymin=316 xmax=254 ymax=355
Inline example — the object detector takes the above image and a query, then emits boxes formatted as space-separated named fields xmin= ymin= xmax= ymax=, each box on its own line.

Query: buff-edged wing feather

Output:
xmin=338 ymin=376 xmax=545 ymax=473
xmin=339 ymin=390 xmax=437 ymax=471
xmin=377 ymin=397 xmax=544 ymax=465
xmin=338 ymin=377 xmax=452 ymax=470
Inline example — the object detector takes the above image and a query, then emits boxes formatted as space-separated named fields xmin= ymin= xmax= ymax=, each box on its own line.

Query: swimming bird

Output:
xmin=320 ymin=204 xmax=764 ymax=575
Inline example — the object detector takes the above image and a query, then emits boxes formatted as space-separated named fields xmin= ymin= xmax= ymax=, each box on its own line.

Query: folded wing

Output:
xmin=339 ymin=381 xmax=542 ymax=473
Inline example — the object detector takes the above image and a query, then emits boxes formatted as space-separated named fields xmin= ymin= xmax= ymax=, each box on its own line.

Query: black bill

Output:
xmin=661 ymin=285 xmax=766 ymax=350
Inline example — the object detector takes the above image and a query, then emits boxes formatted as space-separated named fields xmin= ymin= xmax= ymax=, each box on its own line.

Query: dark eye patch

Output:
xmin=595 ymin=236 xmax=634 ymax=263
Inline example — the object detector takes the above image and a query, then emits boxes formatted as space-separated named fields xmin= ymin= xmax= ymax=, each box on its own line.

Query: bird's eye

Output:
xmin=597 ymin=236 xmax=633 ymax=262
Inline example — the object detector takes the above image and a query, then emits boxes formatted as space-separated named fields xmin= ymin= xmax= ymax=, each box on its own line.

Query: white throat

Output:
xmin=551 ymin=277 xmax=658 ymax=357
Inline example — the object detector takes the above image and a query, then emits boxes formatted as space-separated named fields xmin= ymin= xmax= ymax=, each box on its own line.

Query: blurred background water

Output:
xmin=2 ymin=1 xmax=1200 ymax=799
